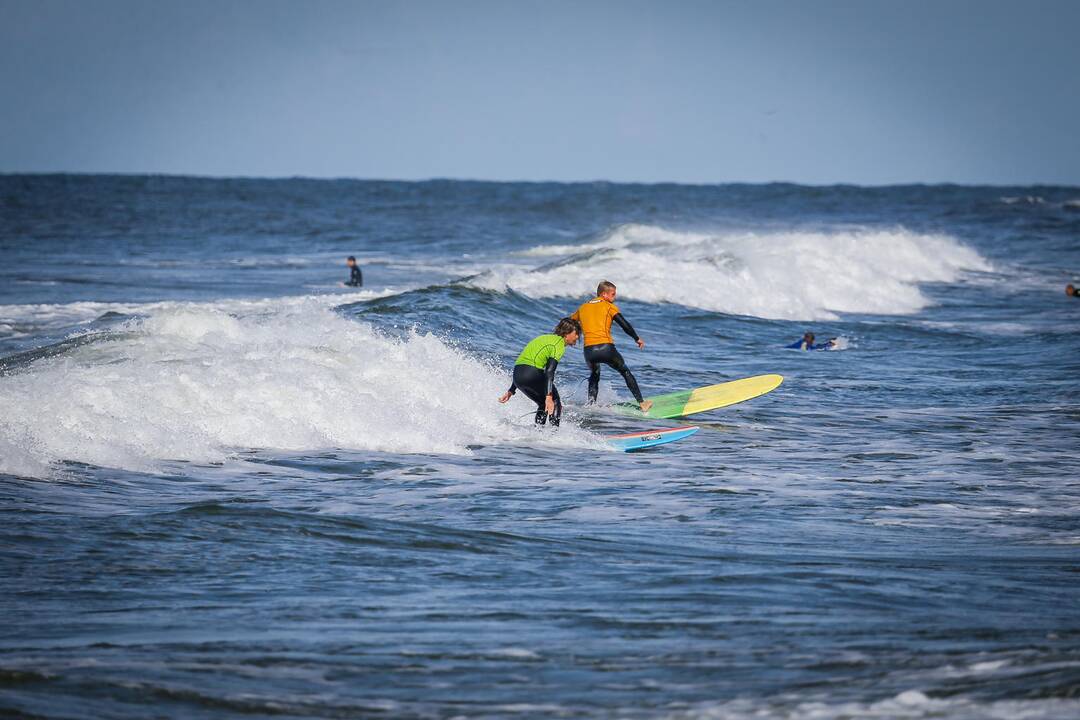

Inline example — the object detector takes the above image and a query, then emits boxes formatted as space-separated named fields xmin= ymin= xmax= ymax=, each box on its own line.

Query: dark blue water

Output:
xmin=2 ymin=175 xmax=1080 ymax=718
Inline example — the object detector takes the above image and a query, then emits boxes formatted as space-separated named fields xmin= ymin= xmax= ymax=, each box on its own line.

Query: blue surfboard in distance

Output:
xmin=605 ymin=426 xmax=699 ymax=452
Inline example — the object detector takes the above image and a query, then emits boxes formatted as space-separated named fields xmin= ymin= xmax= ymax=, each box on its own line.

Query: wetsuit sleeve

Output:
xmin=612 ymin=313 xmax=639 ymax=341
xmin=543 ymin=357 xmax=559 ymax=395
xmin=506 ymin=380 xmax=516 ymax=395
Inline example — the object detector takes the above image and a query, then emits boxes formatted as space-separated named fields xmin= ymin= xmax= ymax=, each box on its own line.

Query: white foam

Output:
xmin=0 ymin=299 xmax=597 ymax=479
xmin=486 ymin=648 xmax=542 ymax=660
xmin=0 ymin=289 xmax=402 ymax=337
xmin=970 ymin=659 xmax=1011 ymax=673
xmin=474 ymin=224 xmax=991 ymax=320
xmin=672 ymin=691 xmax=1080 ymax=719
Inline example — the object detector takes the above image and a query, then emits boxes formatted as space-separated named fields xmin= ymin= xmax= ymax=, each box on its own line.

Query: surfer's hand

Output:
xmin=499 ymin=391 xmax=512 ymax=403
xmin=545 ymin=395 xmax=555 ymax=414
xmin=636 ymin=338 xmax=645 ymax=349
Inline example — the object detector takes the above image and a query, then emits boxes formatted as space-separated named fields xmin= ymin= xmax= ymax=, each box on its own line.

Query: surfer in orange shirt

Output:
xmin=571 ymin=281 xmax=653 ymax=413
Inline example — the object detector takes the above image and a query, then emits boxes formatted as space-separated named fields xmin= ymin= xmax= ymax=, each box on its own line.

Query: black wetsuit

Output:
xmin=508 ymin=360 xmax=562 ymax=426
xmin=346 ymin=265 xmax=363 ymax=287
xmin=584 ymin=313 xmax=643 ymax=404
xmin=585 ymin=341 xmax=644 ymax=405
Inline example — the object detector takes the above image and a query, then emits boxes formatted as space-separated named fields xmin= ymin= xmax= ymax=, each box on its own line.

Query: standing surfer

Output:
xmin=499 ymin=318 xmax=581 ymax=426
xmin=571 ymin=281 xmax=652 ymax=413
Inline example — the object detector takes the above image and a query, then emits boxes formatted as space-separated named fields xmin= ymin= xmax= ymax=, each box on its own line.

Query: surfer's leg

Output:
xmin=617 ymin=368 xmax=644 ymax=404
xmin=584 ymin=346 xmax=602 ymax=403
xmin=512 ymin=365 xmax=549 ymax=423
xmin=607 ymin=347 xmax=645 ymax=404
xmin=587 ymin=362 xmax=601 ymax=403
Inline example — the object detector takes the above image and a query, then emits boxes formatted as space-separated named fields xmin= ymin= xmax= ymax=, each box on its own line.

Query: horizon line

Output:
xmin=2 ymin=170 xmax=1077 ymax=191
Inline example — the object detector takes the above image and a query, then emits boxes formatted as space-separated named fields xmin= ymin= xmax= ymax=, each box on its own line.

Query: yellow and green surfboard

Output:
xmin=616 ymin=374 xmax=783 ymax=419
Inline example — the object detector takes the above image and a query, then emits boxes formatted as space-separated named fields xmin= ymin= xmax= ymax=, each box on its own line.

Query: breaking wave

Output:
xmin=0 ymin=299 xmax=594 ymax=479
xmin=474 ymin=224 xmax=991 ymax=320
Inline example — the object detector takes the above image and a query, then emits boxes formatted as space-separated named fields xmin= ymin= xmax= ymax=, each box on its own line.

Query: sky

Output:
xmin=1 ymin=0 xmax=1078 ymax=185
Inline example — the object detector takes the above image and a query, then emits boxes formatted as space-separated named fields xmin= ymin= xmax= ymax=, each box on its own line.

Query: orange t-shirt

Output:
xmin=571 ymin=297 xmax=620 ymax=347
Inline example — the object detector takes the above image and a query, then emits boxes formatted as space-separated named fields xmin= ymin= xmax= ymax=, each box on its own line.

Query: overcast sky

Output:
xmin=1 ymin=0 xmax=1078 ymax=185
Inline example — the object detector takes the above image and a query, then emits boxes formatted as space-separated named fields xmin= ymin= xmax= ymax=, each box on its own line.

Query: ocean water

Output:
xmin=2 ymin=175 xmax=1079 ymax=719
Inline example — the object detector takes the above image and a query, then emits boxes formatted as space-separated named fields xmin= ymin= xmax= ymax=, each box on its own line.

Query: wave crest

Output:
xmin=482 ymin=224 xmax=990 ymax=320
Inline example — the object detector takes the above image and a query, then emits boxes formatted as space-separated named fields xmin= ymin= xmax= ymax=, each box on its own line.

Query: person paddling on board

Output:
xmin=787 ymin=332 xmax=836 ymax=351
xmin=345 ymin=256 xmax=363 ymax=287
xmin=1067 ymin=283 xmax=1079 ymax=298
xmin=571 ymin=281 xmax=652 ymax=413
xmin=499 ymin=318 xmax=581 ymax=427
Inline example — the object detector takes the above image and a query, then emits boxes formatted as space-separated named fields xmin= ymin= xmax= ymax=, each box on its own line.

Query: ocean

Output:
xmin=1 ymin=174 xmax=1079 ymax=719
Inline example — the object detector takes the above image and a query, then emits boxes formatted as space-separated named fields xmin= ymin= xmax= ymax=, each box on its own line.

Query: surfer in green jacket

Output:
xmin=499 ymin=318 xmax=581 ymax=426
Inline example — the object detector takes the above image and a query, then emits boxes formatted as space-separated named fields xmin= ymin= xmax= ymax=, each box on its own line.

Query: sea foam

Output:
xmin=475 ymin=224 xmax=991 ymax=320
xmin=0 ymin=299 xmax=594 ymax=479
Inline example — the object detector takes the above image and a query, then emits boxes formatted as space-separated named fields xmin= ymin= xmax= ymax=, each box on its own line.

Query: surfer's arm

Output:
xmin=613 ymin=313 xmax=644 ymax=347
xmin=499 ymin=377 xmax=517 ymax=403
xmin=612 ymin=313 xmax=639 ymax=341
xmin=543 ymin=358 xmax=558 ymax=396
xmin=542 ymin=358 xmax=559 ymax=415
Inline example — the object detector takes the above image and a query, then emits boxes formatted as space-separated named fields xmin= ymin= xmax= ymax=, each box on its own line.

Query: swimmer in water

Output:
xmin=571 ymin=281 xmax=652 ymax=413
xmin=499 ymin=318 xmax=581 ymax=427
xmin=1067 ymin=284 xmax=1079 ymax=298
xmin=345 ymin=256 xmax=363 ymax=287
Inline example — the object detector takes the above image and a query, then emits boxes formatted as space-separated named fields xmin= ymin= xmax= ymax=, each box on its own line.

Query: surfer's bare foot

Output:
xmin=639 ymin=400 xmax=653 ymax=413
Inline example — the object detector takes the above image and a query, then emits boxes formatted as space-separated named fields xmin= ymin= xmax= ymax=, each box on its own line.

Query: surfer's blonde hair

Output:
xmin=597 ymin=280 xmax=616 ymax=296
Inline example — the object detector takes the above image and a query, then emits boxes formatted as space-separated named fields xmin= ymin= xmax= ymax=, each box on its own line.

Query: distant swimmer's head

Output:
xmin=346 ymin=256 xmax=357 ymax=267
xmin=597 ymin=280 xmax=617 ymax=302
xmin=553 ymin=317 xmax=582 ymax=346
xmin=1068 ymin=284 xmax=1078 ymax=297
xmin=803 ymin=332 xmax=815 ymax=344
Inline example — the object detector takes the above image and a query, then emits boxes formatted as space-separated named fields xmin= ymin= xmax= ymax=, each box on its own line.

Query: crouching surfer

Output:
xmin=499 ymin=318 xmax=581 ymax=426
